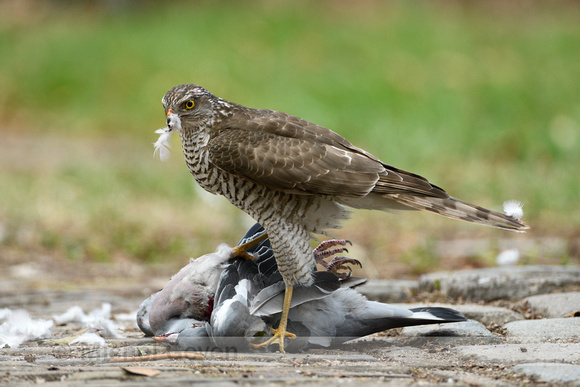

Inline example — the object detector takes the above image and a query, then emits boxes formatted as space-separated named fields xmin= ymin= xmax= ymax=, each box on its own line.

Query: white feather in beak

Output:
xmin=153 ymin=112 xmax=182 ymax=161
xmin=153 ymin=128 xmax=173 ymax=161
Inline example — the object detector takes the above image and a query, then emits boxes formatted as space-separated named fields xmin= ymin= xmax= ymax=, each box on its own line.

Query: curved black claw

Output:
xmin=313 ymin=239 xmax=353 ymax=265
xmin=326 ymin=256 xmax=363 ymax=280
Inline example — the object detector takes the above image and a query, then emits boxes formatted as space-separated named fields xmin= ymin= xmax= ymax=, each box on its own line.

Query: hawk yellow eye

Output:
xmin=184 ymin=100 xmax=195 ymax=109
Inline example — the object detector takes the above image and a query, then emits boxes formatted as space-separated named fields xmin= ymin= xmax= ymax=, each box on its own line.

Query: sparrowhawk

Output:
xmin=159 ymin=84 xmax=529 ymax=352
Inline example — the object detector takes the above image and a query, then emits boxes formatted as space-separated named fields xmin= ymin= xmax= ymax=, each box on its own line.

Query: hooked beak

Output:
xmin=166 ymin=109 xmax=177 ymax=130
xmin=165 ymin=109 xmax=182 ymax=131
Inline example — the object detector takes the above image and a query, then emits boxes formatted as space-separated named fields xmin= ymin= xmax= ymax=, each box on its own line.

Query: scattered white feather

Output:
xmin=503 ymin=200 xmax=524 ymax=220
xmin=52 ymin=305 xmax=86 ymax=325
xmin=114 ymin=311 xmax=139 ymax=329
xmin=87 ymin=303 xmax=112 ymax=322
xmin=70 ymin=330 xmax=107 ymax=347
xmin=53 ymin=303 xmax=124 ymax=338
xmin=496 ymin=248 xmax=520 ymax=266
xmin=153 ymin=128 xmax=173 ymax=161
xmin=92 ymin=318 xmax=125 ymax=338
xmin=0 ymin=308 xmax=53 ymax=348
xmin=114 ymin=311 xmax=137 ymax=322
xmin=54 ymin=303 xmax=110 ymax=325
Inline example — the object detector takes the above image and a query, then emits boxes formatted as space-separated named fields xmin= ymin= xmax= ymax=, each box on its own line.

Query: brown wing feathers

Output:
xmin=208 ymin=126 xmax=383 ymax=197
xmin=209 ymin=107 xmax=528 ymax=232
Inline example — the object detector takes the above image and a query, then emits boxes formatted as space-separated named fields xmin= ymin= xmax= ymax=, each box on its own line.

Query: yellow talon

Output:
xmin=232 ymin=232 xmax=296 ymax=353
xmin=251 ymin=284 xmax=295 ymax=353
xmin=252 ymin=327 xmax=296 ymax=352
xmin=231 ymin=232 xmax=268 ymax=260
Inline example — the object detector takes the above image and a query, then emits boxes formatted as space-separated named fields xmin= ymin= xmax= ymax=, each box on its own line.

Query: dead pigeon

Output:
xmin=139 ymin=223 xmax=466 ymax=352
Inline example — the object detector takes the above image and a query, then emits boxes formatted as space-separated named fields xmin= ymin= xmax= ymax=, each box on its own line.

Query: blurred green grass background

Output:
xmin=0 ymin=0 xmax=578 ymax=277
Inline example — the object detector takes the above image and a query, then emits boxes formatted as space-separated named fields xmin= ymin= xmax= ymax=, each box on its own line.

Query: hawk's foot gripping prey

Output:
xmin=230 ymin=231 xmax=268 ymax=260
xmin=159 ymin=84 xmax=529 ymax=351
xmin=250 ymin=284 xmax=296 ymax=352
xmin=313 ymin=238 xmax=361 ymax=279
xmin=325 ymin=256 xmax=362 ymax=279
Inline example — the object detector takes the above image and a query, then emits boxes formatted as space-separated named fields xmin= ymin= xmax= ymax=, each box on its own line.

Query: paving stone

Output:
xmin=432 ymin=369 xmax=515 ymax=387
xmin=351 ymin=333 xmax=501 ymax=348
xmin=356 ymin=279 xmax=417 ymax=303
xmin=513 ymin=362 xmax=580 ymax=383
xmin=522 ymin=291 xmax=580 ymax=318
xmin=402 ymin=319 xmax=493 ymax=337
xmin=419 ymin=265 xmax=580 ymax=301
xmin=377 ymin=346 xmax=451 ymax=368
xmin=456 ymin=304 xmax=524 ymax=325
xmin=5 ymin=263 xmax=580 ymax=386
xmin=457 ymin=343 xmax=580 ymax=364
xmin=504 ymin=317 xmax=580 ymax=343
xmin=357 ymin=318 xmax=500 ymax=347
xmin=400 ymin=320 xmax=502 ymax=345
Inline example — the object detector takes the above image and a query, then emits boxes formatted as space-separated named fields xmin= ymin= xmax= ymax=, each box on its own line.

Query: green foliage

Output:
xmin=0 ymin=1 xmax=578 ymax=268
xmin=400 ymin=239 xmax=439 ymax=276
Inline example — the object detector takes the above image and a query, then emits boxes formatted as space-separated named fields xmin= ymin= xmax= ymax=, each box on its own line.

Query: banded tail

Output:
xmin=389 ymin=194 xmax=529 ymax=232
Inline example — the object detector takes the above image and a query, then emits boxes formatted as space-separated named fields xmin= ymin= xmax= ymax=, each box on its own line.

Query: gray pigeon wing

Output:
xmin=251 ymin=272 xmax=340 ymax=317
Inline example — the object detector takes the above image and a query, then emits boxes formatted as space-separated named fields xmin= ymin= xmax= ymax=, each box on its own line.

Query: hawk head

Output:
xmin=162 ymin=84 xmax=227 ymax=132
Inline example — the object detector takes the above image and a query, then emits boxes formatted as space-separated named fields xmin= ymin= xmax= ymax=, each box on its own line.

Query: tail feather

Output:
xmin=408 ymin=307 xmax=466 ymax=322
xmin=389 ymin=194 xmax=529 ymax=232
xmin=335 ymin=305 xmax=466 ymax=341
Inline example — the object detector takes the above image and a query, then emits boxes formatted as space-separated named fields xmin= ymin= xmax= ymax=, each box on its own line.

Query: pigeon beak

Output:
xmin=153 ymin=334 xmax=178 ymax=344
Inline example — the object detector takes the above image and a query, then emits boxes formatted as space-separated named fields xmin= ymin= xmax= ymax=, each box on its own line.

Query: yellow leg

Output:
xmin=231 ymin=232 xmax=268 ymax=260
xmin=251 ymin=284 xmax=296 ymax=353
